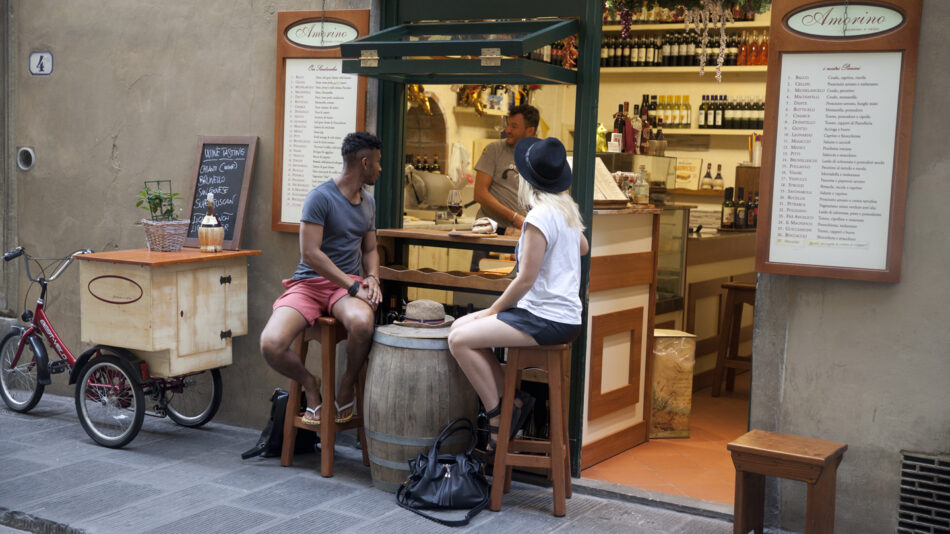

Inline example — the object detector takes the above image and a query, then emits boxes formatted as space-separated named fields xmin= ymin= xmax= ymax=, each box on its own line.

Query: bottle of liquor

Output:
xmin=720 ymin=187 xmax=736 ymax=230
xmin=714 ymin=95 xmax=724 ymax=128
xmin=741 ymin=97 xmax=753 ymax=129
xmin=686 ymin=32 xmax=697 ymax=67
xmin=724 ymin=97 xmax=735 ymax=129
xmin=421 ymin=155 xmax=430 ymax=171
xmin=752 ymin=192 xmax=759 ymax=227
xmin=622 ymin=36 xmax=632 ymax=67
xmin=655 ymin=118 xmax=665 ymax=141
xmin=661 ymin=34 xmax=671 ymax=66
xmin=630 ymin=104 xmax=643 ymax=154
xmin=701 ymin=163 xmax=714 ymax=189
xmin=601 ymin=35 xmax=609 ymax=67
xmin=698 ymin=95 xmax=707 ymax=129
xmin=613 ymin=103 xmax=625 ymax=147
xmin=639 ymin=115 xmax=651 ymax=155
xmin=648 ymin=95 xmax=658 ymax=126
xmin=735 ymin=187 xmax=747 ymax=229
xmin=637 ymin=35 xmax=648 ymax=67
xmin=756 ymin=97 xmax=765 ymax=129
xmin=431 ymin=156 xmax=442 ymax=173
xmin=727 ymin=34 xmax=739 ymax=66
xmin=646 ymin=35 xmax=656 ymax=66
xmin=713 ymin=163 xmax=724 ymax=190
xmin=737 ymin=31 xmax=749 ymax=66
xmin=199 ymin=192 xmax=224 ymax=253
xmin=681 ymin=95 xmax=691 ymax=128
xmin=748 ymin=31 xmax=759 ymax=67
xmin=758 ymin=31 xmax=769 ymax=65
xmin=706 ymin=95 xmax=717 ymax=129
xmin=746 ymin=193 xmax=755 ymax=228
xmin=414 ymin=155 xmax=423 ymax=169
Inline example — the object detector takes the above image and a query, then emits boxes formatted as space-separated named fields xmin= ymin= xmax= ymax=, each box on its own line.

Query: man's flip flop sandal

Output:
xmin=302 ymin=405 xmax=321 ymax=426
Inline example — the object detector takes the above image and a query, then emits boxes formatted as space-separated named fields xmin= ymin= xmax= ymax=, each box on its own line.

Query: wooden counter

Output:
xmin=77 ymin=247 xmax=261 ymax=266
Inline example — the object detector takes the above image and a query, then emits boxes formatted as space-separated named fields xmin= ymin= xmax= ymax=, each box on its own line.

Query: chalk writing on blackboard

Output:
xmin=188 ymin=144 xmax=248 ymax=241
xmin=184 ymin=136 xmax=257 ymax=250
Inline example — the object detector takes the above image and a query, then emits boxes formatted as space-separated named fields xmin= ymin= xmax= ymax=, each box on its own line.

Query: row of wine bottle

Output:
xmin=407 ymin=154 xmax=442 ymax=173
xmin=603 ymin=2 xmax=759 ymax=25
xmin=721 ymin=186 xmax=758 ymax=230
xmin=622 ymin=94 xmax=764 ymax=131
xmin=600 ymin=30 xmax=769 ymax=68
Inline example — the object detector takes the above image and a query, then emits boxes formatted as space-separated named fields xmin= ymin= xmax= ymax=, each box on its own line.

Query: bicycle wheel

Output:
xmin=0 ymin=331 xmax=45 ymax=412
xmin=74 ymin=354 xmax=145 ymax=448
xmin=165 ymin=368 xmax=222 ymax=427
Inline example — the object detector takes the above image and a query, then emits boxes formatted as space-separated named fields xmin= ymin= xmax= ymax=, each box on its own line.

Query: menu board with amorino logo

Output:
xmin=272 ymin=10 xmax=369 ymax=233
xmin=755 ymin=0 xmax=922 ymax=282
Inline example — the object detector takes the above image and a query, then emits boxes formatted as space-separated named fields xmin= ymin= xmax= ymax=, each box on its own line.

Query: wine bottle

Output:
xmin=431 ymin=156 xmax=442 ymax=173
xmin=701 ymin=163 xmax=714 ymax=190
xmin=199 ymin=192 xmax=224 ymax=253
xmin=682 ymin=95 xmax=691 ymax=128
xmin=422 ymin=155 xmax=430 ymax=171
xmin=661 ymin=34 xmax=671 ymax=66
xmin=752 ymin=192 xmax=759 ymax=227
xmin=613 ymin=103 xmax=625 ymax=147
xmin=735 ymin=187 xmax=747 ymax=229
xmin=686 ymin=32 xmax=697 ymax=67
xmin=648 ymin=95 xmax=658 ymax=126
xmin=637 ymin=35 xmax=647 ymax=67
xmin=737 ymin=31 xmax=749 ymax=66
xmin=720 ymin=187 xmax=736 ymax=230
xmin=698 ymin=95 xmax=706 ymax=129
xmin=746 ymin=193 xmax=755 ymax=228
xmin=724 ymin=97 xmax=735 ymax=129
xmin=600 ymin=35 xmax=609 ymax=67
xmin=713 ymin=163 xmax=724 ymax=190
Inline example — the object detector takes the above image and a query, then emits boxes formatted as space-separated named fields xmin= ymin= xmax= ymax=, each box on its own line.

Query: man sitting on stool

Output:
xmin=260 ymin=132 xmax=383 ymax=425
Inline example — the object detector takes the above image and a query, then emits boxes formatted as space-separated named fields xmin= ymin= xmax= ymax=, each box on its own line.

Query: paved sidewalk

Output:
xmin=0 ymin=393 xmax=743 ymax=534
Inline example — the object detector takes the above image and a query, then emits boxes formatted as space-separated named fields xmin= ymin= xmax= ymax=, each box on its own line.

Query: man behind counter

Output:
xmin=474 ymin=104 xmax=539 ymax=235
xmin=470 ymin=104 xmax=538 ymax=272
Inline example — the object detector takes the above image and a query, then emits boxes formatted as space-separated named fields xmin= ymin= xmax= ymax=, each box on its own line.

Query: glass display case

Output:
xmin=656 ymin=205 xmax=690 ymax=315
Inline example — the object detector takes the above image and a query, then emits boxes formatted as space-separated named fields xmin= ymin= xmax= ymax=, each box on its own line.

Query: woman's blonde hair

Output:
xmin=517 ymin=177 xmax=586 ymax=232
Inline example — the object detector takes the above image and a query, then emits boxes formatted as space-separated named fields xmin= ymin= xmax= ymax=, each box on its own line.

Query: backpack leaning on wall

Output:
xmin=241 ymin=387 xmax=318 ymax=459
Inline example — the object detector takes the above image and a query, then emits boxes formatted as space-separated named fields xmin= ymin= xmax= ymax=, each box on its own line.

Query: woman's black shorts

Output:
xmin=496 ymin=307 xmax=580 ymax=346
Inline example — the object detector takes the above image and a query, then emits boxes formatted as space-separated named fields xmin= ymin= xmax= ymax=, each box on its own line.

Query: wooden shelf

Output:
xmin=669 ymin=188 xmax=726 ymax=197
xmin=601 ymin=65 xmax=767 ymax=75
xmin=660 ymin=128 xmax=763 ymax=136
xmin=602 ymin=19 xmax=770 ymax=32
xmin=380 ymin=265 xmax=512 ymax=293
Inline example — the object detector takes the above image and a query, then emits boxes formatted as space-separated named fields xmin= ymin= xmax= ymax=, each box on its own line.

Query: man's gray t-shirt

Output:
xmin=474 ymin=140 xmax=526 ymax=229
xmin=292 ymin=180 xmax=375 ymax=280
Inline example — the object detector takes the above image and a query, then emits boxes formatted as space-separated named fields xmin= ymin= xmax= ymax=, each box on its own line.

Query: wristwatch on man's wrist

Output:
xmin=347 ymin=280 xmax=360 ymax=297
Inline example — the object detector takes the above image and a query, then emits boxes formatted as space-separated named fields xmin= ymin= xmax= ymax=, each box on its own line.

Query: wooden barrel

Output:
xmin=364 ymin=324 xmax=479 ymax=493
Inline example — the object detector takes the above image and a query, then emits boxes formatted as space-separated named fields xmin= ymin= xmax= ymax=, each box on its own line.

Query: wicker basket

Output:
xmin=142 ymin=219 xmax=189 ymax=252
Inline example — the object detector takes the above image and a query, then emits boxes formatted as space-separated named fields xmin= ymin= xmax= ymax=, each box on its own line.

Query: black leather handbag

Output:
xmin=396 ymin=417 xmax=490 ymax=527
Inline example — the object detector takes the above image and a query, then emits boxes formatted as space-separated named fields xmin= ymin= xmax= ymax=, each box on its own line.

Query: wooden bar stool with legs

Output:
xmin=713 ymin=282 xmax=756 ymax=397
xmin=490 ymin=344 xmax=572 ymax=517
xmin=728 ymin=429 xmax=848 ymax=534
xmin=280 ymin=316 xmax=370 ymax=477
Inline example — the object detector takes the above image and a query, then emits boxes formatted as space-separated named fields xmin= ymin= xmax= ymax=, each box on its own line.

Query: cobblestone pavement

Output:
xmin=0 ymin=393 xmax=747 ymax=534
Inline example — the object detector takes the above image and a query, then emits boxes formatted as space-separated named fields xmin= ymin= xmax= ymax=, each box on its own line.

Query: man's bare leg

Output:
xmin=260 ymin=307 xmax=320 ymax=414
xmin=330 ymin=295 xmax=376 ymax=421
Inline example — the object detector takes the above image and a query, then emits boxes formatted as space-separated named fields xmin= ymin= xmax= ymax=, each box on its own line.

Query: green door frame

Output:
xmin=376 ymin=0 xmax=602 ymax=476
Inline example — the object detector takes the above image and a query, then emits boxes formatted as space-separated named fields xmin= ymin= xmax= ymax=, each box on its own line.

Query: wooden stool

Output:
xmin=713 ymin=282 xmax=756 ymax=397
xmin=728 ymin=429 xmax=848 ymax=534
xmin=280 ymin=316 xmax=370 ymax=477
xmin=490 ymin=344 xmax=572 ymax=517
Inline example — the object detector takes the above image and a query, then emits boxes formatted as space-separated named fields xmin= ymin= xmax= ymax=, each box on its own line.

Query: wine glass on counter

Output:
xmin=447 ymin=189 xmax=463 ymax=225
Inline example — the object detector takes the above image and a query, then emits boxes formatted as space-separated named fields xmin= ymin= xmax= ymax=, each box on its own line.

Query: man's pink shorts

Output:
xmin=272 ymin=275 xmax=362 ymax=325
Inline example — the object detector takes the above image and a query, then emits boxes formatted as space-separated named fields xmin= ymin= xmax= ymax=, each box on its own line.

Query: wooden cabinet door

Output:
xmin=177 ymin=267 xmax=227 ymax=354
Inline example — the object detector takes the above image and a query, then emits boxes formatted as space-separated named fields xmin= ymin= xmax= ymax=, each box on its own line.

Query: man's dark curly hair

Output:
xmin=509 ymin=104 xmax=539 ymax=130
xmin=341 ymin=132 xmax=382 ymax=162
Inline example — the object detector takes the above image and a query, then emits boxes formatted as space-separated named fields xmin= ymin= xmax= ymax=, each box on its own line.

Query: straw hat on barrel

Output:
xmin=392 ymin=299 xmax=455 ymax=328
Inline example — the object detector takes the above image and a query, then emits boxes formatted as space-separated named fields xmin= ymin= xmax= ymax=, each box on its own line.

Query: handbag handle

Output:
xmin=431 ymin=417 xmax=476 ymax=456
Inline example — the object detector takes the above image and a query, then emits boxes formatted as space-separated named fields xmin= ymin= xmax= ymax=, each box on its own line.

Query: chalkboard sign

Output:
xmin=184 ymin=136 xmax=258 ymax=250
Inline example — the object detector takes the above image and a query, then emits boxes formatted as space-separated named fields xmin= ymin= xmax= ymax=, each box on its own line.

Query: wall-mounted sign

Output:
xmin=286 ymin=19 xmax=359 ymax=48
xmin=272 ymin=10 xmax=369 ymax=233
xmin=756 ymin=0 xmax=922 ymax=282
xmin=28 ymin=51 xmax=52 ymax=76
xmin=786 ymin=4 xmax=905 ymax=38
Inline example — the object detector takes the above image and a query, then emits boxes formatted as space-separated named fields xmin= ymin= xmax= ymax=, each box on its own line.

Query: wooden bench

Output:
xmin=728 ymin=429 xmax=848 ymax=534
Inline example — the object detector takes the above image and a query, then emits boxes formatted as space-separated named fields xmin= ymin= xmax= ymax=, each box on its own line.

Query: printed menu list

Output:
xmin=281 ymin=58 xmax=359 ymax=224
xmin=770 ymin=52 xmax=901 ymax=270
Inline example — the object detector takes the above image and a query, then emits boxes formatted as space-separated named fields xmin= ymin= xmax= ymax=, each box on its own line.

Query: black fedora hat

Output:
xmin=514 ymin=137 xmax=573 ymax=194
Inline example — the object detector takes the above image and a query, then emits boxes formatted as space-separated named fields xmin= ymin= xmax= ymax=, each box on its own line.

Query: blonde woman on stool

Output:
xmin=448 ymin=136 xmax=588 ymax=456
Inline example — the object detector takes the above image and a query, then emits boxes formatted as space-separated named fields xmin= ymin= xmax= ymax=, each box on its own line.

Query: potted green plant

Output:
xmin=137 ymin=180 xmax=188 ymax=252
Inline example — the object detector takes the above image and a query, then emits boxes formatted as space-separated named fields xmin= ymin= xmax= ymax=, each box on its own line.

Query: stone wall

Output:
xmin=751 ymin=1 xmax=950 ymax=531
xmin=3 ymin=0 xmax=377 ymax=427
